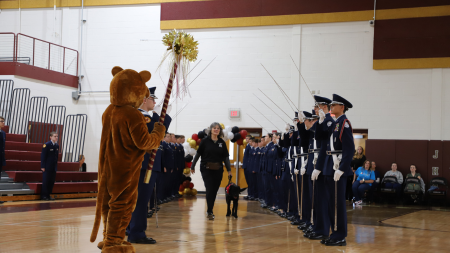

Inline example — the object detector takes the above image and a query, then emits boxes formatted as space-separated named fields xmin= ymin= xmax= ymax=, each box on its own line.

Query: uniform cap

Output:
xmin=330 ymin=94 xmax=353 ymax=108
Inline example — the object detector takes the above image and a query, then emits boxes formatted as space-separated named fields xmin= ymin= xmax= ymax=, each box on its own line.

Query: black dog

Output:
xmin=225 ymin=179 xmax=246 ymax=218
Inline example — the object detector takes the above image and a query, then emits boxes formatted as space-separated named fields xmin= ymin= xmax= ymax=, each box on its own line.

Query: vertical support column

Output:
xmin=430 ymin=68 xmax=443 ymax=140
xmin=236 ymin=144 xmax=240 ymax=185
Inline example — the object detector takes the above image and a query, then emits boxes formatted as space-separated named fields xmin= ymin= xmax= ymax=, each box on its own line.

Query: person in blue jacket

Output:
xmin=40 ymin=131 xmax=59 ymax=201
xmin=352 ymin=160 xmax=375 ymax=205
xmin=313 ymin=94 xmax=355 ymax=246
xmin=249 ymin=138 xmax=259 ymax=200
xmin=127 ymin=87 xmax=171 ymax=244
xmin=0 ymin=116 xmax=5 ymax=204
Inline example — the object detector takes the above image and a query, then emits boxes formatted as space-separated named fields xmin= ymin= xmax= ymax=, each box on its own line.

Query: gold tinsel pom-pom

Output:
xmin=162 ymin=30 xmax=199 ymax=62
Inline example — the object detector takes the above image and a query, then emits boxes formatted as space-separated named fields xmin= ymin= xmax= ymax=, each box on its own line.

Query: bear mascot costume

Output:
xmin=90 ymin=66 xmax=166 ymax=253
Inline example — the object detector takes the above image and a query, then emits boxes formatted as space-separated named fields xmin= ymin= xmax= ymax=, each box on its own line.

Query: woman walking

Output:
xmin=191 ymin=122 xmax=232 ymax=220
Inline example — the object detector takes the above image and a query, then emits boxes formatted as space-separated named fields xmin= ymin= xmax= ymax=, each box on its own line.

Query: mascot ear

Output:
xmin=112 ymin=66 xmax=123 ymax=76
xmin=139 ymin=71 xmax=151 ymax=83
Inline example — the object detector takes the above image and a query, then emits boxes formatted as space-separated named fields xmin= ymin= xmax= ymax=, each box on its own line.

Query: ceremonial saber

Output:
xmin=311 ymin=162 xmax=316 ymax=225
xmin=253 ymin=94 xmax=290 ymax=123
xmin=145 ymin=62 xmax=178 ymax=184
xmin=168 ymin=56 xmax=217 ymax=105
xmin=287 ymin=188 xmax=290 ymax=213
xmin=296 ymin=174 xmax=301 ymax=219
xmin=334 ymin=181 xmax=337 ymax=231
xmin=300 ymin=173 xmax=304 ymax=220
xmin=250 ymin=104 xmax=281 ymax=131
xmin=289 ymin=55 xmax=317 ymax=105
xmin=154 ymin=183 xmax=159 ymax=228
xmin=246 ymin=113 xmax=270 ymax=133
xmin=258 ymin=88 xmax=291 ymax=119
xmin=261 ymin=63 xmax=299 ymax=112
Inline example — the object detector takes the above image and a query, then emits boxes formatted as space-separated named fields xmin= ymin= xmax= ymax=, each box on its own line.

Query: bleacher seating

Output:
xmin=0 ymin=125 xmax=98 ymax=201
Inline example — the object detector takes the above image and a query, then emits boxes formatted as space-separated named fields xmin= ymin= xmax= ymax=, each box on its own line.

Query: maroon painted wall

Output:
xmin=366 ymin=139 xmax=450 ymax=200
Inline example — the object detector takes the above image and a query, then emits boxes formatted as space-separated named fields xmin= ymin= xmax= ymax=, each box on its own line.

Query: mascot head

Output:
xmin=110 ymin=66 xmax=151 ymax=108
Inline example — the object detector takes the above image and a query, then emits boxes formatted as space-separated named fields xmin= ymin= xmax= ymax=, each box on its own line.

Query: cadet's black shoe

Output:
xmin=261 ymin=204 xmax=268 ymax=208
xmin=147 ymin=213 xmax=153 ymax=218
xmin=249 ymin=196 xmax=255 ymax=200
xmin=128 ymin=237 xmax=157 ymax=244
xmin=206 ymin=212 xmax=215 ymax=220
xmin=291 ymin=220 xmax=300 ymax=225
xmin=157 ymin=200 xmax=163 ymax=205
xmin=280 ymin=213 xmax=287 ymax=218
xmin=302 ymin=225 xmax=313 ymax=233
xmin=320 ymin=238 xmax=331 ymax=244
xmin=244 ymin=196 xmax=250 ymax=200
xmin=49 ymin=197 xmax=56 ymax=201
xmin=307 ymin=232 xmax=326 ymax=240
xmin=41 ymin=197 xmax=49 ymax=201
xmin=298 ymin=223 xmax=308 ymax=230
xmin=0 ymin=201 xmax=4 ymax=204
xmin=324 ymin=239 xmax=346 ymax=246
xmin=288 ymin=216 xmax=296 ymax=221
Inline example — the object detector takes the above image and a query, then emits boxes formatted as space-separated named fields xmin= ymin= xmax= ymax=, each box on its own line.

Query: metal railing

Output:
xmin=16 ymin=33 xmax=78 ymax=76
xmin=27 ymin=97 xmax=48 ymax=143
xmin=61 ymin=114 xmax=87 ymax=162
xmin=0 ymin=80 xmax=14 ymax=119
xmin=7 ymin=88 xmax=31 ymax=135
xmin=0 ymin=33 xmax=15 ymax=61
xmin=0 ymin=33 xmax=78 ymax=76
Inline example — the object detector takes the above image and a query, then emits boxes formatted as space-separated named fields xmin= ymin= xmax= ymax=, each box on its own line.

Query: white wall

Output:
xmin=1 ymin=4 xmax=450 ymax=182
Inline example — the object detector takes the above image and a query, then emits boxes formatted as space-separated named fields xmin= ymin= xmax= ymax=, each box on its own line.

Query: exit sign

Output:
xmin=229 ymin=108 xmax=240 ymax=118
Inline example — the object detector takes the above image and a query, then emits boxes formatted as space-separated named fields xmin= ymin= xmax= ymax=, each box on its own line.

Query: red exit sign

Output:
xmin=229 ymin=108 xmax=240 ymax=118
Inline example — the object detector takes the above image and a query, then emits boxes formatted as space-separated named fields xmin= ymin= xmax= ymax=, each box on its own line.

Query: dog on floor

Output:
xmin=225 ymin=182 xmax=246 ymax=218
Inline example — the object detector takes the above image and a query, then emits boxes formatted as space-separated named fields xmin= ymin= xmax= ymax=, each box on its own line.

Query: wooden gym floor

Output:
xmin=0 ymin=195 xmax=449 ymax=253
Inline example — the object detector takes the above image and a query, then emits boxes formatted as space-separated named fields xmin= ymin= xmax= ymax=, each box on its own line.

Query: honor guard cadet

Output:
xmin=258 ymin=136 xmax=268 ymax=208
xmin=40 ymin=132 xmax=59 ymax=201
xmin=127 ymin=87 xmax=171 ymax=244
xmin=243 ymin=135 xmax=253 ymax=200
xmin=304 ymin=95 xmax=332 ymax=240
xmin=294 ymin=111 xmax=314 ymax=229
xmin=315 ymin=94 xmax=354 ymax=246
xmin=299 ymin=110 xmax=319 ymax=231
xmin=162 ymin=133 xmax=175 ymax=202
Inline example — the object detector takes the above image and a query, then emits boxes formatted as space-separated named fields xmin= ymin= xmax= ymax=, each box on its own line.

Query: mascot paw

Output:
xmin=98 ymin=241 xmax=132 ymax=251
xmin=102 ymin=244 xmax=136 ymax=253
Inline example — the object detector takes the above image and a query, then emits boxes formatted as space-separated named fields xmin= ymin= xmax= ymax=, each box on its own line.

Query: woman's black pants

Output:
xmin=201 ymin=168 xmax=224 ymax=213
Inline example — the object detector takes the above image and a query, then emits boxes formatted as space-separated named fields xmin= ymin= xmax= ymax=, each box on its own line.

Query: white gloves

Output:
xmin=285 ymin=123 xmax=290 ymax=131
xmin=300 ymin=168 xmax=306 ymax=175
xmin=299 ymin=111 xmax=306 ymax=123
xmin=334 ymin=170 xmax=344 ymax=181
xmin=153 ymin=105 xmax=161 ymax=115
xmin=291 ymin=175 xmax=294 ymax=182
xmin=318 ymin=109 xmax=326 ymax=124
xmin=166 ymin=104 xmax=172 ymax=114
xmin=294 ymin=124 xmax=298 ymax=131
xmin=294 ymin=169 xmax=299 ymax=175
xmin=281 ymin=133 xmax=285 ymax=140
xmin=311 ymin=169 xmax=321 ymax=181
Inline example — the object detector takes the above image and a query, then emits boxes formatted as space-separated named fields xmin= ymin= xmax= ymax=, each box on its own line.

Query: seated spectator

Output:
xmin=348 ymin=146 xmax=365 ymax=201
xmin=383 ymin=163 xmax=403 ymax=197
xmin=369 ymin=161 xmax=381 ymax=202
xmin=79 ymin=155 xmax=86 ymax=172
xmin=405 ymin=164 xmax=425 ymax=193
xmin=352 ymin=160 xmax=375 ymax=205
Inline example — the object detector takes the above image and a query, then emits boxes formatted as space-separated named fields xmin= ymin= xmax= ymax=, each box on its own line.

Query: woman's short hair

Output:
xmin=209 ymin=122 xmax=224 ymax=138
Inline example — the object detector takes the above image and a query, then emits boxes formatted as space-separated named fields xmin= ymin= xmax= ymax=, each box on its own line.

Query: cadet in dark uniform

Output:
xmin=127 ymin=87 xmax=171 ymax=244
xmin=304 ymin=96 xmax=332 ymax=239
xmin=40 ymin=132 xmax=59 ymax=201
xmin=315 ymin=94 xmax=354 ymax=246
xmin=0 ymin=116 xmax=6 ymax=205
xmin=162 ymin=133 xmax=175 ymax=202
xmin=243 ymin=136 xmax=253 ymax=200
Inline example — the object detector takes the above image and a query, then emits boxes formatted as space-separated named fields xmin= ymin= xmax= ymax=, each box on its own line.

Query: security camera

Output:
xmin=369 ymin=20 xmax=375 ymax=27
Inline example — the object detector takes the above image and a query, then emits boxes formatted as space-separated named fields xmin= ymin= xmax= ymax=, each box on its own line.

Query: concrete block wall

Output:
xmin=1 ymin=4 xmax=450 ymax=181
